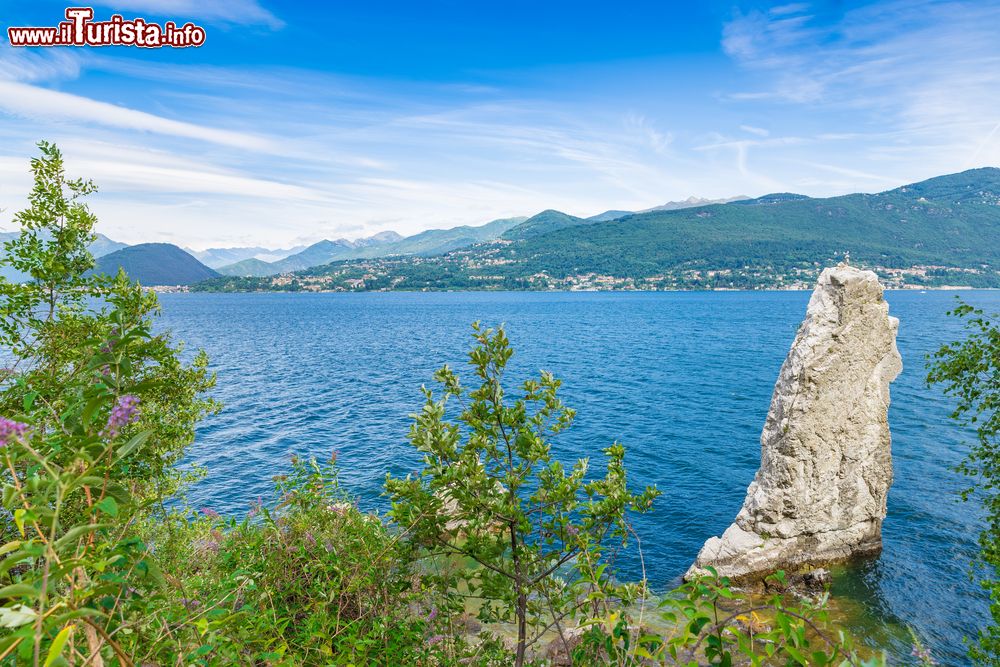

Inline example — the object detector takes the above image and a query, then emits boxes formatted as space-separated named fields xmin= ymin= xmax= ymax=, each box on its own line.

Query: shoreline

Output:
xmin=154 ymin=285 xmax=999 ymax=294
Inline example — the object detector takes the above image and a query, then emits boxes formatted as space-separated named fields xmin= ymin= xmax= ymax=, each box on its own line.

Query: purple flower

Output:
xmin=426 ymin=606 xmax=438 ymax=621
xmin=427 ymin=635 xmax=445 ymax=646
xmin=200 ymin=507 xmax=221 ymax=519
xmin=103 ymin=395 xmax=139 ymax=437
xmin=912 ymin=646 xmax=937 ymax=665
xmin=0 ymin=418 xmax=29 ymax=447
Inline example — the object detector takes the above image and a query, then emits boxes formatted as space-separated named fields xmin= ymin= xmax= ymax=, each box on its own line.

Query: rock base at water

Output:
xmin=687 ymin=264 xmax=902 ymax=582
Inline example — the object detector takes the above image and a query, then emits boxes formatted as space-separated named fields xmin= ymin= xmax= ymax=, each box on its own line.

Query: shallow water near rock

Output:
xmin=157 ymin=289 xmax=999 ymax=664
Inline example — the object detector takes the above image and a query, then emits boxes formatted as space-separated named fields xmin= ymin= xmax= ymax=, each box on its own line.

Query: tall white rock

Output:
xmin=687 ymin=264 xmax=902 ymax=581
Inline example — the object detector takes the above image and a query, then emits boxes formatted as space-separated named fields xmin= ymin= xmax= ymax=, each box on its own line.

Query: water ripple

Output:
xmin=157 ymin=289 xmax=999 ymax=664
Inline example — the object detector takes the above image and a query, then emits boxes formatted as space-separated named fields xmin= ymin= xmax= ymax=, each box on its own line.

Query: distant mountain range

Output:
xmin=0 ymin=193 xmax=767 ymax=286
xmin=215 ymin=218 xmax=525 ymax=277
xmin=5 ymin=173 xmax=1000 ymax=290
xmin=586 ymin=196 xmax=750 ymax=222
xmin=194 ymin=168 xmax=1000 ymax=292
xmin=187 ymin=244 xmax=308 ymax=269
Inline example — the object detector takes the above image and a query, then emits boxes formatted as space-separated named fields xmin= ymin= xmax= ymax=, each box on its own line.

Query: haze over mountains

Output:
xmin=3 ymin=171 xmax=999 ymax=288
xmin=197 ymin=168 xmax=1000 ymax=292
xmin=214 ymin=219 xmax=527 ymax=277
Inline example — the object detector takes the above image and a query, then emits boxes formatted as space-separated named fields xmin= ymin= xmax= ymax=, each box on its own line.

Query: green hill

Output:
xmin=502 ymin=210 xmax=590 ymax=239
xmin=195 ymin=168 xmax=1000 ymax=292
xmin=93 ymin=243 xmax=219 ymax=285
xmin=216 ymin=257 xmax=276 ymax=277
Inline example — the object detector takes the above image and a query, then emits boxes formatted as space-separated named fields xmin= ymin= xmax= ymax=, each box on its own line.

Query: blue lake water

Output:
xmin=157 ymin=289 xmax=999 ymax=664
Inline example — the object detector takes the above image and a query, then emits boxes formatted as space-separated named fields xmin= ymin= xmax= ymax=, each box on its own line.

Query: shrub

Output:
xmin=178 ymin=455 xmax=461 ymax=665
xmin=929 ymin=301 xmax=1000 ymax=664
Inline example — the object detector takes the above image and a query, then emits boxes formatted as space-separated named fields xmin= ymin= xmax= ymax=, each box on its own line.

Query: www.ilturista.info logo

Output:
xmin=7 ymin=7 xmax=206 ymax=48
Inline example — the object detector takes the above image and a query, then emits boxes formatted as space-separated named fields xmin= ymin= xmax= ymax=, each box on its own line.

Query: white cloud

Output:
xmin=0 ymin=48 xmax=82 ymax=83
xmin=721 ymin=0 xmax=1000 ymax=176
xmin=90 ymin=0 xmax=283 ymax=29
xmin=739 ymin=124 xmax=769 ymax=137
xmin=0 ymin=80 xmax=277 ymax=151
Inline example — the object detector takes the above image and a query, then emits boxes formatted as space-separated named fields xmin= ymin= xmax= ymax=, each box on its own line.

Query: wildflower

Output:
xmin=200 ymin=507 xmax=220 ymax=519
xmin=912 ymin=646 xmax=937 ymax=665
xmin=0 ymin=418 xmax=29 ymax=447
xmin=327 ymin=502 xmax=350 ymax=514
xmin=194 ymin=532 xmax=221 ymax=555
xmin=103 ymin=395 xmax=139 ymax=437
xmin=427 ymin=634 xmax=445 ymax=646
xmin=427 ymin=606 xmax=438 ymax=621
xmin=180 ymin=598 xmax=202 ymax=611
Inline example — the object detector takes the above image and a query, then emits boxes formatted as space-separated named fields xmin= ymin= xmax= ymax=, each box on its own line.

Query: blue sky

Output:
xmin=1 ymin=0 xmax=999 ymax=249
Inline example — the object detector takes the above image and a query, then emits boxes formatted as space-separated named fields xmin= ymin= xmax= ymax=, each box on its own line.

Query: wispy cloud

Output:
xmin=739 ymin=124 xmax=769 ymax=137
xmin=721 ymin=1 xmax=1000 ymax=173
xmin=0 ymin=80 xmax=277 ymax=151
xmin=0 ymin=48 xmax=82 ymax=83
xmin=2 ymin=2 xmax=997 ymax=248
xmin=90 ymin=0 xmax=284 ymax=29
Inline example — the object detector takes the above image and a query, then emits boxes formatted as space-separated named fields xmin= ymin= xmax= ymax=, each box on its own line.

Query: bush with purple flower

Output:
xmin=0 ymin=417 xmax=29 ymax=447
xmin=103 ymin=394 xmax=140 ymax=438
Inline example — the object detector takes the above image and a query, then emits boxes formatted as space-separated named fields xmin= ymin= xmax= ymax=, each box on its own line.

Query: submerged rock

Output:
xmin=687 ymin=264 xmax=902 ymax=582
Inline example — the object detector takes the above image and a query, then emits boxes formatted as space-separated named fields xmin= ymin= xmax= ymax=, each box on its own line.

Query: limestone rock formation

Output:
xmin=687 ymin=264 xmax=902 ymax=582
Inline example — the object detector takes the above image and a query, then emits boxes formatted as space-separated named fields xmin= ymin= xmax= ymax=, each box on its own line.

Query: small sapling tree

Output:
xmin=386 ymin=323 xmax=659 ymax=666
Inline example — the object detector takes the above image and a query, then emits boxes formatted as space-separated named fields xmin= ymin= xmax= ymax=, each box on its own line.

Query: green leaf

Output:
xmin=0 ymin=541 xmax=22 ymax=557
xmin=44 ymin=625 xmax=72 ymax=667
xmin=54 ymin=523 xmax=110 ymax=551
xmin=784 ymin=645 xmax=807 ymax=665
xmin=81 ymin=395 xmax=105 ymax=428
xmin=114 ymin=429 xmax=152 ymax=462
xmin=0 ymin=584 xmax=38 ymax=600
xmin=95 ymin=497 xmax=118 ymax=518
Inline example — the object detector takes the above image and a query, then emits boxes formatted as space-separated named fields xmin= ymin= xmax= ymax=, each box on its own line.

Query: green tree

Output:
xmin=0 ymin=142 xmax=218 ymax=663
xmin=0 ymin=141 xmax=218 ymax=506
xmin=929 ymin=302 xmax=1000 ymax=664
xmin=386 ymin=323 xmax=659 ymax=666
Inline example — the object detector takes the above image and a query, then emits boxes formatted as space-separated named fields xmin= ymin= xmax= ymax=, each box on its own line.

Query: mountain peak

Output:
xmin=641 ymin=195 xmax=751 ymax=213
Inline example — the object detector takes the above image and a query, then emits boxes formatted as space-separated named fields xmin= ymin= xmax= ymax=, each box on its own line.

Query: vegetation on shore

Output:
xmin=929 ymin=304 xmax=1000 ymax=663
xmin=0 ymin=143 xmax=973 ymax=665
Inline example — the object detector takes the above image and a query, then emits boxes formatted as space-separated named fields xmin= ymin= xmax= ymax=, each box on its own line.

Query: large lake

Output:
xmin=157 ymin=289 xmax=998 ymax=664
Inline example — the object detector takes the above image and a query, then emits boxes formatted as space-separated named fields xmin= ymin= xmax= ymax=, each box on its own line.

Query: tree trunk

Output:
xmin=515 ymin=590 xmax=527 ymax=667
